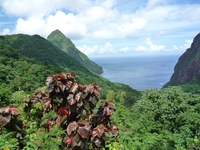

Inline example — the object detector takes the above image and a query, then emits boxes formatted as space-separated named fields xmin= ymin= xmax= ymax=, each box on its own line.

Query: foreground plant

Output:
xmin=0 ymin=72 xmax=119 ymax=149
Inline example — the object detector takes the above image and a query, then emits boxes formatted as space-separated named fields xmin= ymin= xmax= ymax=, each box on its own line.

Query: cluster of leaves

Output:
xmin=0 ymin=106 xmax=25 ymax=149
xmin=0 ymin=72 xmax=119 ymax=150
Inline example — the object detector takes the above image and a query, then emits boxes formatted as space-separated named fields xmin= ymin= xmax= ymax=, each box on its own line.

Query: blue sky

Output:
xmin=0 ymin=0 xmax=200 ymax=57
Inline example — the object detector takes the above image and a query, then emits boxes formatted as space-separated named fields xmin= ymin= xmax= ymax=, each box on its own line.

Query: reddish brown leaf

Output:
xmin=106 ymin=107 xmax=111 ymax=116
xmin=66 ymin=132 xmax=74 ymax=145
xmin=0 ymin=113 xmax=11 ymax=127
xmin=70 ymin=72 xmax=76 ymax=77
xmin=78 ymin=84 xmax=86 ymax=92
xmin=58 ymin=107 xmax=69 ymax=115
xmin=77 ymin=126 xmax=90 ymax=139
xmin=67 ymin=121 xmax=78 ymax=135
xmin=45 ymin=100 xmax=52 ymax=109
xmin=97 ymin=124 xmax=105 ymax=137
xmin=111 ymin=124 xmax=119 ymax=137
xmin=0 ymin=106 xmax=10 ymax=114
xmin=56 ymin=115 xmax=68 ymax=127
xmin=70 ymin=83 xmax=78 ymax=93
xmin=10 ymin=107 xmax=19 ymax=116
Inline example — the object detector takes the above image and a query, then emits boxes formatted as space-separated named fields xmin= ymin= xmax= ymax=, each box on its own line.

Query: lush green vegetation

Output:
xmin=0 ymin=34 xmax=141 ymax=107
xmin=47 ymin=29 xmax=103 ymax=74
xmin=2 ymin=33 xmax=200 ymax=149
xmin=111 ymin=86 xmax=200 ymax=149
xmin=0 ymin=40 xmax=61 ymax=105
xmin=2 ymin=80 xmax=200 ymax=149
xmin=1 ymin=72 xmax=120 ymax=149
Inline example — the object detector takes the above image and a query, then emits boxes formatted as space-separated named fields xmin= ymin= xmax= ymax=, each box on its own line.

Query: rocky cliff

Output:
xmin=164 ymin=33 xmax=200 ymax=87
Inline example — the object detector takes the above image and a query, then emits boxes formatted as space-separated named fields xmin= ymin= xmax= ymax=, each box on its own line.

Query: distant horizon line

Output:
xmin=89 ymin=52 xmax=183 ymax=58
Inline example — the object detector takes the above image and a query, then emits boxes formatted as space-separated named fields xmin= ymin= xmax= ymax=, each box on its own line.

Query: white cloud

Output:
xmin=173 ymin=40 xmax=193 ymax=51
xmin=118 ymin=18 xmax=147 ymax=39
xmin=77 ymin=42 xmax=117 ymax=55
xmin=1 ymin=0 xmax=91 ymax=17
xmin=0 ymin=0 xmax=200 ymax=55
xmin=167 ymin=4 xmax=200 ymax=21
xmin=146 ymin=0 xmax=167 ymax=8
xmin=120 ymin=46 xmax=129 ymax=53
xmin=135 ymin=38 xmax=165 ymax=52
xmin=100 ymin=0 xmax=116 ymax=9
xmin=173 ymin=45 xmax=178 ymax=50
xmin=14 ymin=10 xmax=87 ymax=39
xmin=0 ymin=28 xmax=11 ymax=35
xmin=2 ymin=0 xmax=53 ymax=17
xmin=93 ymin=29 xmax=116 ymax=39
xmin=46 ymin=11 xmax=87 ymax=39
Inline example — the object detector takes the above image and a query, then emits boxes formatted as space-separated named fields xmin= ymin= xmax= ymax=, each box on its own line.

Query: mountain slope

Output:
xmin=164 ymin=33 xmax=200 ymax=87
xmin=0 ymin=39 xmax=62 ymax=104
xmin=1 ymin=34 xmax=89 ymax=75
xmin=47 ymin=29 xmax=103 ymax=74
xmin=0 ymin=34 xmax=141 ymax=106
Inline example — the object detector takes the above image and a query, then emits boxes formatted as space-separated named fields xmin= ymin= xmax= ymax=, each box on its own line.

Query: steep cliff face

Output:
xmin=164 ymin=33 xmax=200 ymax=87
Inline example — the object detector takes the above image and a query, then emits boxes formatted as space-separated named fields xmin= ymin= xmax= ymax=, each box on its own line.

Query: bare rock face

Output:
xmin=164 ymin=33 xmax=200 ymax=87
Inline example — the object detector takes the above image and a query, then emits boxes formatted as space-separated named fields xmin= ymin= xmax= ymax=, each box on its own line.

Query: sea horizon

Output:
xmin=91 ymin=54 xmax=180 ymax=91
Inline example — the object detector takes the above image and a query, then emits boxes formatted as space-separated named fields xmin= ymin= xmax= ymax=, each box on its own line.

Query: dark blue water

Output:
xmin=91 ymin=55 xmax=180 ymax=91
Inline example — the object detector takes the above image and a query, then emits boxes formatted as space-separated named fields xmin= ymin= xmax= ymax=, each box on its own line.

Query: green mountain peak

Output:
xmin=47 ymin=29 xmax=103 ymax=74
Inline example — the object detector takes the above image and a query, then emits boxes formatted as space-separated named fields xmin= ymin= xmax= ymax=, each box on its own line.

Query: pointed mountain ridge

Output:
xmin=47 ymin=29 xmax=103 ymax=74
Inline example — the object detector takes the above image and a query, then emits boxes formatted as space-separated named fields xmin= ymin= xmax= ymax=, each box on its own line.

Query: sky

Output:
xmin=0 ymin=0 xmax=200 ymax=57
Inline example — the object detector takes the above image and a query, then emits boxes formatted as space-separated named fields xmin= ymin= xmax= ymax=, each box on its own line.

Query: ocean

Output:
xmin=91 ymin=54 xmax=180 ymax=91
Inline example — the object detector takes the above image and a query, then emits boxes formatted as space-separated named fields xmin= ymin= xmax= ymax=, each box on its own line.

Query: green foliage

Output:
xmin=106 ymin=90 xmax=116 ymax=100
xmin=0 ymin=71 xmax=120 ymax=150
xmin=128 ymin=87 xmax=200 ymax=149
xmin=179 ymin=83 xmax=200 ymax=94
xmin=23 ymin=124 xmax=64 ymax=150
xmin=0 ymin=34 xmax=141 ymax=107
xmin=47 ymin=29 xmax=103 ymax=74
xmin=0 ymin=131 xmax=18 ymax=149
xmin=0 ymin=40 xmax=61 ymax=105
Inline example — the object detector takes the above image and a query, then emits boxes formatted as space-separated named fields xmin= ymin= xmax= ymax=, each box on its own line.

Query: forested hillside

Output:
xmin=47 ymin=29 xmax=103 ymax=74
xmin=0 ymin=33 xmax=141 ymax=149
xmin=1 ymin=32 xmax=200 ymax=149
xmin=0 ymin=34 xmax=141 ymax=106
xmin=0 ymin=39 xmax=61 ymax=105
